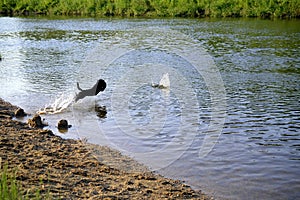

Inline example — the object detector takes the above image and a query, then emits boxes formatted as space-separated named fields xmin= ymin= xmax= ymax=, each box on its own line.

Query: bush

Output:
xmin=0 ymin=0 xmax=299 ymax=18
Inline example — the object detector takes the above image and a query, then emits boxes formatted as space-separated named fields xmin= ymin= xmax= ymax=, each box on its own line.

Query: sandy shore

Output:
xmin=0 ymin=98 xmax=210 ymax=199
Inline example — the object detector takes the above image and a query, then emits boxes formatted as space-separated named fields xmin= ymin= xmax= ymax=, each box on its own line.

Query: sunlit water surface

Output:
xmin=0 ymin=17 xmax=299 ymax=199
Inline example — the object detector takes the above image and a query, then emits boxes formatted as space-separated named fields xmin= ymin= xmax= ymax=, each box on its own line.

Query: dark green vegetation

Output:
xmin=0 ymin=0 xmax=299 ymax=18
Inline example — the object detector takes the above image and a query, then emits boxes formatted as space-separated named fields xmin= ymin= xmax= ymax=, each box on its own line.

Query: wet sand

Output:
xmin=0 ymin=98 xmax=210 ymax=199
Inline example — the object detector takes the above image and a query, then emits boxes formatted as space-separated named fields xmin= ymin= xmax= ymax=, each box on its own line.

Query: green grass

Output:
xmin=0 ymin=163 xmax=22 ymax=200
xmin=0 ymin=162 xmax=52 ymax=200
xmin=0 ymin=0 xmax=299 ymax=18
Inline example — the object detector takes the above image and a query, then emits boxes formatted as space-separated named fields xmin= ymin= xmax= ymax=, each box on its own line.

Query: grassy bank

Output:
xmin=0 ymin=0 xmax=299 ymax=18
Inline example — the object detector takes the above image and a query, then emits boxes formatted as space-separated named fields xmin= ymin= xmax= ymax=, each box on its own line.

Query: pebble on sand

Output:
xmin=14 ymin=108 xmax=27 ymax=118
xmin=27 ymin=114 xmax=47 ymax=128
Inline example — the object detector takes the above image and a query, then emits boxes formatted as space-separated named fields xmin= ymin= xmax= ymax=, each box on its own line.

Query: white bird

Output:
xmin=152 ymin=73 xmax=170 ymax=89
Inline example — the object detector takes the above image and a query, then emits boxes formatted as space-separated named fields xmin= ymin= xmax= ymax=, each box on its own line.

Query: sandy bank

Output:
xmin=0 ymin=98 xmax=210 ymax=199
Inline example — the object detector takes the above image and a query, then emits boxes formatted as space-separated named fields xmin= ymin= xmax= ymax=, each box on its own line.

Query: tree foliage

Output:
xmin=0 ymin=0 xmax=299 ymax=18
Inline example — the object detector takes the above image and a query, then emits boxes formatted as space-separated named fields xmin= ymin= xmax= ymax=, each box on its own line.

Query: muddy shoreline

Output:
xmin=0 ymin=98 xmax=210 ymax=199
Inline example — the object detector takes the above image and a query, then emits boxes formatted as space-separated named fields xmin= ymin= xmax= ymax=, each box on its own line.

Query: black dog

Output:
xmin=75 ymin=79 xmax=106 ymax=102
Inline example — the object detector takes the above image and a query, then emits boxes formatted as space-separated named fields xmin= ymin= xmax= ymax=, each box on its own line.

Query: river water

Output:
xmin=0 ymin=17 xmax=299 ymax=199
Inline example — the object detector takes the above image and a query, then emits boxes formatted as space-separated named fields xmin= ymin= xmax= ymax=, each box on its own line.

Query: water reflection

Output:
xmin=0 ymin=18 xmax=28 ymax=99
